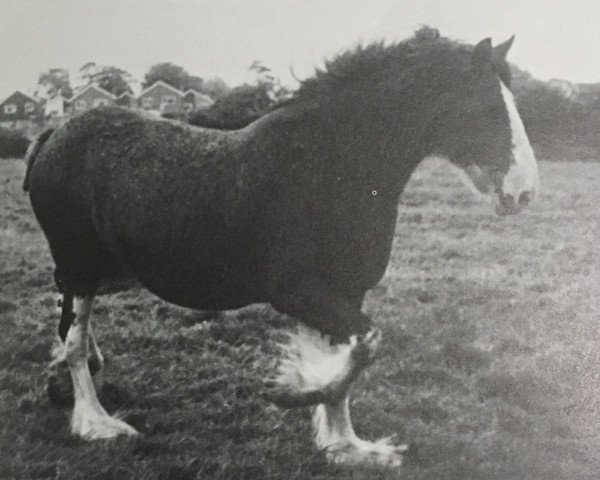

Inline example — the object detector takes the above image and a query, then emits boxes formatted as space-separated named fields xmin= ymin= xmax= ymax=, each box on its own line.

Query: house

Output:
xmin=69 ymin=84 xmax=117 ymax=114
xmin=116 ymin=91 xmax=136 ymax=107
xmin=183 ymin=89 xmax=213 ymax=112
xmin=0 ymin=91 xmax=43 ymax=129
xmin=137 ymin=81 xmax=184 ymax=115
xmin=138 ymin=81 xmax=213 ymax=115
xmin=44 ymin=94 xmax=70 ymax=118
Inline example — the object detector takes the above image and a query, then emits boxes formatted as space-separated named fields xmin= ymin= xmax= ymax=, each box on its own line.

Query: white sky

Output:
xmin=1 ymin=0 xmax=599 ymax=101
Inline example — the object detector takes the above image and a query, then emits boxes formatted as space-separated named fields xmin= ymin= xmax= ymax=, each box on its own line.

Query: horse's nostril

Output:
xmin=518 ymin=191 xmax=531 ymax=206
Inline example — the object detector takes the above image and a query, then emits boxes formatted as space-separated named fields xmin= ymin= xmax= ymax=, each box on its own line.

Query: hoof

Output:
xmin=72 ymin=406 xmax=138 ymax=440
xmin=325 ymin=438 xmax=408 ymax=468
xmin=266 ymin=326 xmax=383 ymax=408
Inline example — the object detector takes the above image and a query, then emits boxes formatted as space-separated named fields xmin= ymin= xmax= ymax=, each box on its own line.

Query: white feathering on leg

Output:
xmin=275 ymin=323 xmax=356 ymax=393
xmin=67 ymin=296 xmax=137 ymax=440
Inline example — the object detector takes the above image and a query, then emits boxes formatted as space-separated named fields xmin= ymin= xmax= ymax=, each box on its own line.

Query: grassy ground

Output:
xmin=1 ymin=156 xmax=599 ymax=479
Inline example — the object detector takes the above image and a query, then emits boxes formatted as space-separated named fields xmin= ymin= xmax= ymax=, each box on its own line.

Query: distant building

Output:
xmin=138 ymin=81 xmax=213 ymax=115
xmin=116 ymin=91 xmax=136 ymax=107
xmin=137 ymin=81 xmax=184 ymax=115
xmin=69 ymin=84 xmax=117 ymax=114
xmin=0 ymin=79 xmax=216 ymax=133
xmin=183 ymin=89 xmax=214 ymax=112
xmin=44 ymin=94 xmax=70 ymax=118
xmin=0 ymin=91 xmax=43 ymax=129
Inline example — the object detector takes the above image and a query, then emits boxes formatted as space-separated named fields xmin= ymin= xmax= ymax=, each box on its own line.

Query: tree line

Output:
xmin=512 ymin=66 xmax=600 ymax=160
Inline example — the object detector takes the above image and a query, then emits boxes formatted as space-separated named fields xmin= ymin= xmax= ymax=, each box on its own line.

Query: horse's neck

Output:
xmin=311 ymin=90 xmax=434 ymax=197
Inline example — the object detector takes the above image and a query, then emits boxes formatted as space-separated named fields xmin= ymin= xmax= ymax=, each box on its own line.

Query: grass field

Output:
xmin=1 ymin=156 xmax=599 ymax=479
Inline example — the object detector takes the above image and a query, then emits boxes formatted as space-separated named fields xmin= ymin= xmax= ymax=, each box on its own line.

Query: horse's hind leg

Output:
xmin=87 ymin=323 xmax=105 ymax=377
xmin=65 ymin=294 xmax=137 ymax=439
xmin=48 ymin=292 xmax=105 ymax=405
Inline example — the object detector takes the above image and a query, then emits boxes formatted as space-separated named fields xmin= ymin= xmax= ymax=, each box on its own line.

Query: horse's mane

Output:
xmin=287 ymin=27 xmax=473 ymax=104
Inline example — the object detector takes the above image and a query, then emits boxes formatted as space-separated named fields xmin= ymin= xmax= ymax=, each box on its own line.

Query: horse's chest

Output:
xmin=322 ymin=196 xmax=398 ymax=288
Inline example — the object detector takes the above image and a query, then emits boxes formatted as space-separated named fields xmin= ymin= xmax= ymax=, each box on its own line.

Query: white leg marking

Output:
xmin=50 ymin=321 xmax=104 ymax=371
xmin=499 ymin=80 xmax=539 ymax=199
xmin=276 ymin=324 xmax=356 ymax=393
xmin=270 ymin=324 xmax=381 ymax=406
xmin=88 ymin=324 xmax=105 ymax=368
xmin=87 ymin=323 xmax=105 ymax=389
xmin=49 ymin=338 xmax=67 ymax=368
xmin=67 ymin=296 xmax=137 ymax=440
xmin=313 ymin=396 xmax=407 ymax=467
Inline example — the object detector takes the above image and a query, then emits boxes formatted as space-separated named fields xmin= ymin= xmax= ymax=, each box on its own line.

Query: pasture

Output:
xmin=1 ymin=156 xmax=599 ymax=479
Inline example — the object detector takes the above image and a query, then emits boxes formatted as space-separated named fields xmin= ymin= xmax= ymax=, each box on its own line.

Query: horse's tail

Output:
xmin=23 ymin=128 xmax=54 ymax=192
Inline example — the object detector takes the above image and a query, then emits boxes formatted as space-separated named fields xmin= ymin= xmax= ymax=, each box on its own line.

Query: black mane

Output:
xmin=290 ymin=27 xmax=511 ymax=103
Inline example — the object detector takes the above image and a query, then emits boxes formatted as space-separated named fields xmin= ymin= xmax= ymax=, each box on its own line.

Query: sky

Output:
xmin=1 ymin=0 xmax=600 ymax=101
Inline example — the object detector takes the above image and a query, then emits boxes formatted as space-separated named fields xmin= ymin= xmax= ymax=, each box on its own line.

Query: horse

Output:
xmin=23 ymin=28 xmax=538 ymax=468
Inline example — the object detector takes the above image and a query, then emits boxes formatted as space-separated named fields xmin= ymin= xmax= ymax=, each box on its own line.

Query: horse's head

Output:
xmin=434 ymin=36 xmax=538 ymax=215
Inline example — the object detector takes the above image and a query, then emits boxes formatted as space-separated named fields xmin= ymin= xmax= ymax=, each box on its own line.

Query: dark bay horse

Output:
xmin=24 ymin=29 xmax=538 ymax=467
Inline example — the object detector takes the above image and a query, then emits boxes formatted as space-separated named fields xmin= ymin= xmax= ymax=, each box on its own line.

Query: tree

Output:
xmin=185 ymin=75 xmax=205 ymax=92
xmin=82 ymin=64 xmax=133 ymax=96
xmin=142 ymin=63 xmax=230 ymax=97
xmin=142 ymin=62 xmax=191 ymax=90
xmin=0 ymin=127 xmax=29 ymax=159
xmin=201 ymin=77 xmax=231 ymax=100
xmin=37 ymin=68 xmax=72 ymax=98
xmin=189 ymin=83 xmax=273 ymax=129
xmin=249 ymin=60 xmax=290 ymax=102
xmin=188 ymin=61 xmax=290 ymax=130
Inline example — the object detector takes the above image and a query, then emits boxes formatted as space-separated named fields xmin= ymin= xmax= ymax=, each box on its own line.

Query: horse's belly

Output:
xmin=120 ymin=237 xmax=268 ymax=310
xmin=142 ymin=275 xmax=260 ymax=310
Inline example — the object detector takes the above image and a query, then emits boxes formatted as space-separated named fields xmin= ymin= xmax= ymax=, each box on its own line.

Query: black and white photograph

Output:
xmin=0 ymin=1 xmax=598 ymax=478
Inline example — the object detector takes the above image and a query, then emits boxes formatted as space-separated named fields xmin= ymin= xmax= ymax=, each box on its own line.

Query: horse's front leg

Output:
xmin=268 ymin=277 xmax=407 ymax=468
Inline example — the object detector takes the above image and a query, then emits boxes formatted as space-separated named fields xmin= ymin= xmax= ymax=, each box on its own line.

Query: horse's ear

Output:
xmin=472 ymin=38 xmax=493 ymax=69
xmin=493 ymin=35 xmax=515 ymax=61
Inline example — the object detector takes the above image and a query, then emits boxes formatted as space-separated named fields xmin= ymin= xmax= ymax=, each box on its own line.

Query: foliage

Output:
xmin=202 ymin=77 xmax=231 ymax=100
xmin=189 ymin=62 xmax=290 ymax=129
xmin=37 ymin=68 xmax=72 ymax=98
xmin=249 ymin=60 xmax=291 ymax=101
xmin=81 ymin=64 xmax=134 ymax=96
xmin=186 ymin=74 xmax=205 ymax=93
xmin=189 ymin=83 xmax=274 ymax=129
xmin=513 ymin=66 xmax=600 ymax=160
xmin=0 ymin=127 xmax=30 ymax=158
xmin=142 ymin=62 xmax=198 ymax=91
xmin=142 ymin=64 xmax=232 ymax=103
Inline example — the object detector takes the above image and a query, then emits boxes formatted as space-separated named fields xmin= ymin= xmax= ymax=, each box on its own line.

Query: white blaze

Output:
xmin=499 ymin=80 xmax=539 ymax=201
